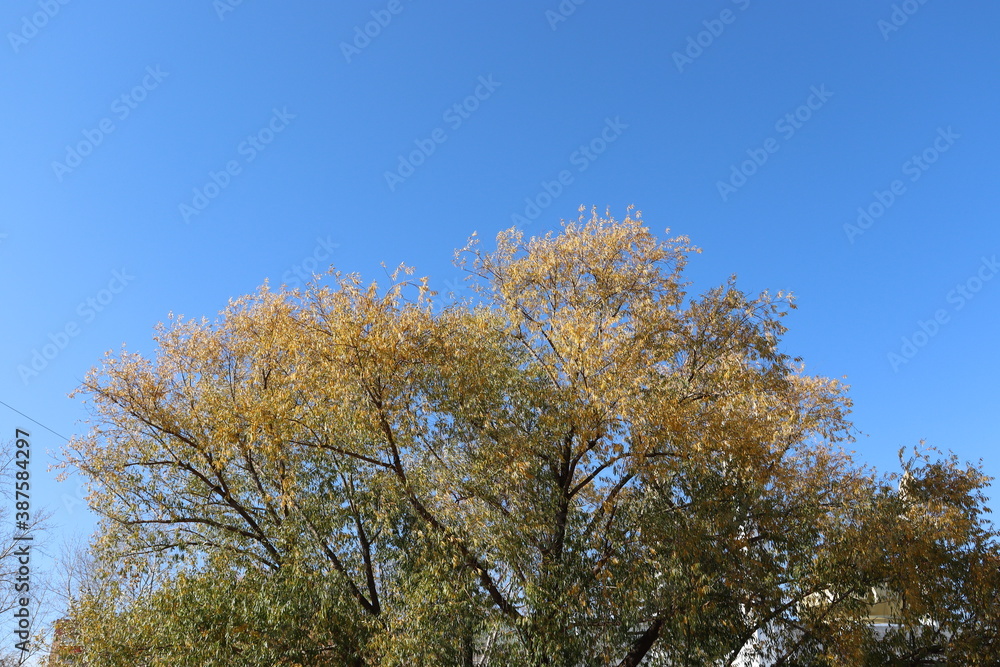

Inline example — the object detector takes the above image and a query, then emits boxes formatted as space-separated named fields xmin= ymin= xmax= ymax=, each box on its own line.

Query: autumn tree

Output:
xmin=58 ymin=209 xmax=999 ymax=665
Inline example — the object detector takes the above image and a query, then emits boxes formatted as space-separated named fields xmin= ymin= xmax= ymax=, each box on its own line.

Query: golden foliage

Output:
xmin=57 ymin=209 xmax=999 ymax=666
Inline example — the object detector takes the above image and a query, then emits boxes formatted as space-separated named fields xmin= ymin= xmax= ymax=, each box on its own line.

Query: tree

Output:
xmin=58 ymin=209 xmax=999 ymax=665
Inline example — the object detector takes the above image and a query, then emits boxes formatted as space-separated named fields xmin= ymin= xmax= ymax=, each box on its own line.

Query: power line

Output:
xmin=0 ymin=399 xmax=71 ymax=442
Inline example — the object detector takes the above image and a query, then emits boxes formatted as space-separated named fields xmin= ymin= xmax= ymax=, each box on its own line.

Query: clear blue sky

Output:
xmin=2 ymin=0 xmax=999 ymax=628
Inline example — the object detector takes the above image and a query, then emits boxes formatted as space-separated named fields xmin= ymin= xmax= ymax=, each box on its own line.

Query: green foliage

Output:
xmin=57 ymin=210 xmax=1000 ymax=665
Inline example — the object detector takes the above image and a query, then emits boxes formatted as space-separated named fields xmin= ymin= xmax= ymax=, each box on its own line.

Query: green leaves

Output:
xmin=57 ymin=212 xmax=999 ymax=666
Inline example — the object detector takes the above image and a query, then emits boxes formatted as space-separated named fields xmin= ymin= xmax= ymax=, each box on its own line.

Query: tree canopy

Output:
xmin=57 ymin=210 xmax=999 ymax=665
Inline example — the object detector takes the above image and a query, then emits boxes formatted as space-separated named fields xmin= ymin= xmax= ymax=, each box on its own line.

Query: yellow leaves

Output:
xmin=59 ymin=211 xmax=1000 ymax=666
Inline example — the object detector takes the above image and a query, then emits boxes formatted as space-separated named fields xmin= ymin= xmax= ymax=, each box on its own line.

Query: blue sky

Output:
xmin=2 ymin=0 xmax=999 ymax=637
